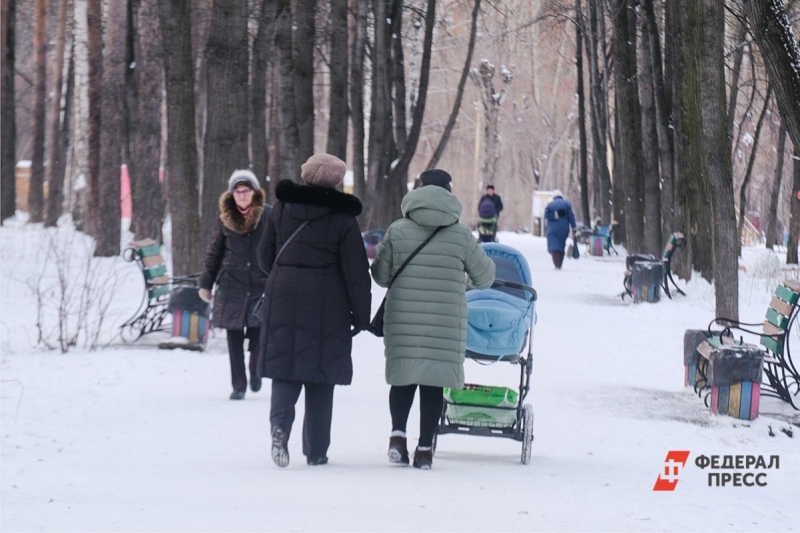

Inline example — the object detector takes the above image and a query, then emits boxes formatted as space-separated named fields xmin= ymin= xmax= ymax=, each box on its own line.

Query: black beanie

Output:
xmin=419 ymin=169 xmax=452 ymax=192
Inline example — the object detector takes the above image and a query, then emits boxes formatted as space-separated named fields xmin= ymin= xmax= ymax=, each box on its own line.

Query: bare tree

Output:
xmin=349 ymin=0 xmax=368 ymax=204
xmin=788 ymin=145 xmax=800 ymax=264
xmin=766 ymin=121 xmax=786 ymax=249
xmin=201 ymin=0 xmax=250 ymax=237
xmin=95 ymin=0 xmax=127 ymax=256
xmin=294 ymin=0 xmax=316 ymax=168
xmin=275 ymin=0 xmax=299 ymax=182
xmin=737 ymin=85 xmax=771 ymax=247
xmin=703 ymin=0 xmax=738 ymax=320
xmin=1 ymin=0 xmax=16 ymax=222
xmin=427 ymin=0 xmax=481 ymax=170
xmin=639 ymin=0 xmax=662 ymax=255
xmin=130 ymin=0 xmax=164 ymax=241
xmin=575 ymin=0 xmax=589 ymax=225
xmin=251 ymin=0 xmax=275 ymax=194
xmin=158 ymin=0 xmax=203 ymax=275
xmin=326 ymin=0 xmax=348 ymax=160
xmin=587 ymin=0 xmax=611 ymax=224
xmin=612 ymin=0 xmax=645 ymax=253
xmin=44 ymin=0 xmax=70 ymax=227
xmin=85 ymin=0 xmax=103 ymax=236
xmin=28 ymin=0 xmax=47 ymax=223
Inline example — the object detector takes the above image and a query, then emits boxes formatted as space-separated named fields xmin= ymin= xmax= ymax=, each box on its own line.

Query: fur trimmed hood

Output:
xmin=219 ymin=188 xmax=266 ymax=234
xmin=275 ymin=179 xmax=362 ymax=216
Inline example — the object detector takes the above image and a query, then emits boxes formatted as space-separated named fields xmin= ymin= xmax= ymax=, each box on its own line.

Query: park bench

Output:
xmin=622 ymin=232 xmax=686 ymax=302
xmin=685 ymin=279 xmax=800 ymax=410
xmin=587 ymin=224 xmax=618 ymax=256
xmin=120 ymin=239 xmax=201 ymax=343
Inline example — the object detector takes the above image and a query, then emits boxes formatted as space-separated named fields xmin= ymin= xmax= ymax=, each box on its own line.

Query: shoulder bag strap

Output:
xmin=386 ymin=225 xmax=447 ymax=289
xmin=272 ymin=220 xmax=310 ymax=270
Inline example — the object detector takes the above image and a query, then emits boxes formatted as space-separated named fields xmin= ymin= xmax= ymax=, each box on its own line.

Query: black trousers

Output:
xmin=551 ymin=251 xmax=565 ymax=269
xmin=226 ymin=328 xmax=260 ymax=393
xmin=270 ymin=380 xmax=335 ymax=460
xmin=389 ymin=384 xmax=443 ymax=448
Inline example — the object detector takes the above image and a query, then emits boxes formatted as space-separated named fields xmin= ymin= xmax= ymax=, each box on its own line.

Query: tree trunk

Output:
xmin=612 ymin=0 xmax=645 ymax=253
xmin=703 ymin=0 xmax=737 ymax=320
xmin=326 ymin=0 xmax=348 ymax=160
xmin=576 ymin=0 xmax=589 ymax=226
xmin=639 ymin=4 xmax=661 ymax=255
xmin=250 ymin=0 xmax=275 ymax=197
xmin=1 ymin=0 xmax=16 ymax=222
xmin=28 ymin=0 xmax=47 ymax=223
xmin=643 ymin=0 xmax=674 ymax=245
xmin=275 ymin=0 xmax=299 ymax=182
xmin=726 ymin=20 xmax=747 ymax=144
xmin=293 ymin=0 xmax=316 ymax=168
xmin=130 ymin=0 xmax=164 ymax=242
xmin=350 ymin=0 xmax=368 ymax=207
xmin=675 ymin=0 xmax=714 ymax=280
xmin=201 ymin=0 xmax=249 ymax=237
xmin=737 ymin=86 xmax=771 ymax=248
xmin=86 ymin=0 xmax=103 ymax=236
xmin=427 ymin=0 xmax=480 ymax=170
xmin=158 ymin=0 xmax=202 ymax=275
xmin=365 ymin=0 xmax=397 ymax=227
xmin=766 ymin=122 xmax=786 ymax=249
xmin=587 ymin=0 xmax=611 ymax=224
xmin=788 ymin=145 xmax=800 ymax=264
xmin=391 ymin=0 xmax=407 ymax=158
xmin=95 ymin=0 xmax=127 ymax=256
xmin=44 ymin=0 xmax=71 ymax=228
xmin=743 ymin=0 xmax=800 ymax=158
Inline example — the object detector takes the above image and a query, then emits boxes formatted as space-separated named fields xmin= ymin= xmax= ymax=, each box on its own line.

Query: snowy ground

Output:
xmin=2 ymin=221 xmax=800 ymax=532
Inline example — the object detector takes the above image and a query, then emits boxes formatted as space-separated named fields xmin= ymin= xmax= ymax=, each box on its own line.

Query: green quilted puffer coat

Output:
xmin=370 ymin=185 xmax=496 ymax=389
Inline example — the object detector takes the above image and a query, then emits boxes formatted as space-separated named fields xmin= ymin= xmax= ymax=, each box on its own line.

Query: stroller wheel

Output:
xmin=520 ymin=403 xmax=534 ymax=465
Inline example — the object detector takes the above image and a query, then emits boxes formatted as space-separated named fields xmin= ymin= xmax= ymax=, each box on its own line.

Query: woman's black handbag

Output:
xmin=572 ymin=236 xmax=580 ymax=259
xmin=367 ymin=226 xmax=446 ymax=337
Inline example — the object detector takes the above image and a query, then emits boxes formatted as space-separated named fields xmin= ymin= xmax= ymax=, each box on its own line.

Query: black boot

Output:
xmin=388 ymin=436 xmax=410 ymax=466
xmin=412 ymin=447 xmax=433 ymax=470
xmin=250 ymin=374 xmax=262 ymax=392
xmin=229 ymin=390 xmax=245 ymax=400
xmin=271 ymin=426 xmax=289 ymax=467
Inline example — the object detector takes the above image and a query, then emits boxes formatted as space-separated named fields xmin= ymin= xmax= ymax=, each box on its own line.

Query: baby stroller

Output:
xmin=437 ymin=243 xmax=538 ymax=464
xmin=477 ymin=217 xmax=498 ymax=243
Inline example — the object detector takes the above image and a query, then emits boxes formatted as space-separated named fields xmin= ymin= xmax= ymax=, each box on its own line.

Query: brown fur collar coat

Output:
xmin=218 ymin=188 xmax=266 ymax=234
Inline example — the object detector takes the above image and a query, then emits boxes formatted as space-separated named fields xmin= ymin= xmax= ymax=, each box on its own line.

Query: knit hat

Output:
xmin=419 ymin=169 xmax=452 ymax=192
xmin=553 ymin=189 xmax=563 ymax=198
xmin=301 ymin=153 xmax=347 ymax=189
xmin=228 ymin=169 xmax=260 ymax=193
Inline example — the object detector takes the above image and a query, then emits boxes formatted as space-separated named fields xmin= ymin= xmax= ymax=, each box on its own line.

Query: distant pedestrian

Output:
xmin=371 ymin=169 xmax=496 ymax=470
xmin=257 ymin=153 xmax=371 ymax=468
xmin=544 ymin=189 xmax=576 ymax=269
xmin=479 ymin=185 xmax=503 ymax=219
xmin=199 ymin=170 xmax=271 ymax=400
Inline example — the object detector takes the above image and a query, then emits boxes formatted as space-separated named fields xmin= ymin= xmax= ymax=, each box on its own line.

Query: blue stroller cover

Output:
xmin=466 ymin=243 xmax=535 ymax=358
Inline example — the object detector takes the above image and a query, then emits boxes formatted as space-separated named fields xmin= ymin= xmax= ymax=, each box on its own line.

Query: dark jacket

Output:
xmin=257 ymin=180 xmax=371 ymax=385
xmin=200 ymin=189 xmax=271 ymax=330
xmin=544 ymin=195 xmax=576 ymax=253
xmin=479 ymin=193 xmax=503 ymax=216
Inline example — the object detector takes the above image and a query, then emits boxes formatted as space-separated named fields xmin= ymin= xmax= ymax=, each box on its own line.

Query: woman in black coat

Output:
xmin=199 ymin=170 xmax=271 ymax=400
xmin=258 ymin=153 xmax=371 ymax=468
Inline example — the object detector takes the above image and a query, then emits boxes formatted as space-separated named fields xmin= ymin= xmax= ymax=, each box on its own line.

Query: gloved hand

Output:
xmin=198 ymin=288 xmax=212 ymax=303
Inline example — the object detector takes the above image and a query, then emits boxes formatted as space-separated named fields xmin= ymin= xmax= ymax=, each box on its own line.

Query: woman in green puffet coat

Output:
xmin=371 ymin=169 xmax=496 ymax=470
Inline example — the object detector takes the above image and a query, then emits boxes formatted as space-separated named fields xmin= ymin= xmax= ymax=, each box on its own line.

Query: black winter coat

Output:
xmin=200 ymin=189 xmax=272 ymax=330
xmin=257 ymin=180 xmax=371 ymax=385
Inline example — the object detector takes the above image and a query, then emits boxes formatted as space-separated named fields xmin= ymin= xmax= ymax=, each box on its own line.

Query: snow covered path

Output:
xmin=2 ymin=229 xmax=800 ymax=532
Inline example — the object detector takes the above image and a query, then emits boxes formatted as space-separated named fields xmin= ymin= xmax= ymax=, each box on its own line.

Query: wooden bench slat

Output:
xmin=129 ymin=238 xmax=157 ymax=249
xmin=142 ymin=255 xmax=165 ymax=267
xmin=776 ymin=284 xmax=800 ymax=305
xmin=697 ymin=341 xmax=713 ymax=360
xmin=782 ymin=279 xmax=800 ymax=292
xmin=149 ymin=275 xmax=170 ymax=286
xmin=769 ymin=296 xmax=794 ymax=318
xmin=762 ymin=321 xmax=784 ymax=337
xmin=761 ymin=335 xmax=783 ymax=356
xmin=766 ymin=307 xmax=790 ymax=330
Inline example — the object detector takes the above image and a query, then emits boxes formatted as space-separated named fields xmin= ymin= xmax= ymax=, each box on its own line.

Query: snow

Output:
xmin=2 ymin=221 xmax=800 ymax=532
